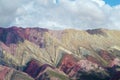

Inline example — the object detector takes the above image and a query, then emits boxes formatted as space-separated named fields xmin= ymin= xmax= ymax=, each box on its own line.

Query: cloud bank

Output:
xmin=0 ymin=0 xmax=120 ymax=30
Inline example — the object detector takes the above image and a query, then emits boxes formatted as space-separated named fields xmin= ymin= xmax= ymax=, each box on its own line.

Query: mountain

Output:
xmin=0 ymin=27 xmax=120 ymax=80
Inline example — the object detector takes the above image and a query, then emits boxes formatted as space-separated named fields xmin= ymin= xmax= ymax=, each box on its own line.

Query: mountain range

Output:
xmin=0 ymin=27 xmax=120 ymax=80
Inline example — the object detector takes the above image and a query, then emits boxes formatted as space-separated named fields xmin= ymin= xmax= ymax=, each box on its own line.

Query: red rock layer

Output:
xmin=24 ymin=59 xmax=54 ymax=79
xmin=0 ymin=27 xmax=48 ymax=48
xmin=99 ymin=50 xmax=115 ymax=62
xmin=59 ymin=54 xmax=77 ymax=74
xmin=0 ymin=66 xmax=10 ymax=80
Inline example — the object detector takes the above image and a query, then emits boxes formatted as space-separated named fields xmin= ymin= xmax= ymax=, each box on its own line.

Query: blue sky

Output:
xmin=104 ymin=0 xmax=120 ymax=6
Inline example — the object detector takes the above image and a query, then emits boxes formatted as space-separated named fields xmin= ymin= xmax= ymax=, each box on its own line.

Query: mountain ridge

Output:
xmin=0 ymin=26 xmax=120 ymax=80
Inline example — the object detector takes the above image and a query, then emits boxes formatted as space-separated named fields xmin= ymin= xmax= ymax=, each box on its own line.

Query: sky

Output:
xmin=0 ymin=0 xmax=120 ymax=30
xmin=104 ymin=0 xmax=120 ymax=6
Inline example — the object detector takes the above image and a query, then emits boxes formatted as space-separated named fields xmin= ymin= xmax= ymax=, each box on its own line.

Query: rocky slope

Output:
xmin=0 ymin=65 xmax=34 ymax=80
xmin=0 ymin=27 xmax=120 ymax=80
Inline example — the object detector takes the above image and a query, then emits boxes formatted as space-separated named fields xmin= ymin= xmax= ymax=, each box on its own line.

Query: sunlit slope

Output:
xmin=0 ymin=28 xmax=120 ymax=68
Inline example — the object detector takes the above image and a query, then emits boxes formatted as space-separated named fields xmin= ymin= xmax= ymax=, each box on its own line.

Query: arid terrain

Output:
xmin=0 ymin=27 xmax=120 ymax=80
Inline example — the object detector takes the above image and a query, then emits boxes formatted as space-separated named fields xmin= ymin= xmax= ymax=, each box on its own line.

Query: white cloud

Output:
xmin=0 ymin=0 xmax=28 ymax=27
xmin=92 ymin=0 xmax=105 ymax=7
xmin=0 ymin=0 xmax=120 ymax=29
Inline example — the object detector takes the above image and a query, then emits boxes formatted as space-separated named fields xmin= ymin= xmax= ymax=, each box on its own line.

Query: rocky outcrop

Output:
xmin=86 ymin=29 xmax=107 ymax=36
xmin=24 ymin=59 xmax=42 ymax=78
xmin=67 ymin=59 xmax=102 ymax=78
xmin=0 ymin=27 xmax=24 ymax=45
xmin=110 ymin=58 xmax=120 ymax=67
xmin=58 ymin=54 xmax=78 ymax=74
xmin=0 ymin=65 xmax=10 ymax=80
xmin=57 ymin=54 xmax=105 ymax=79
xmin=24 ymin=59 xmax=69 ymax=80
xmin=86 ymin=55 xmax=101 ymax=66
xmin=0 ymin=27 xmax=48 ymax=48
xmin=98 ymin=50 xmax=115 ymax=62
xmin=0 ymin=65 xmax=34 ymax=80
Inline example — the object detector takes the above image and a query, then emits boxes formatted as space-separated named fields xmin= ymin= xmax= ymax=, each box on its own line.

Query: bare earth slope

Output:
xmin=0 ymin=27 xmax=120 ymax=80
